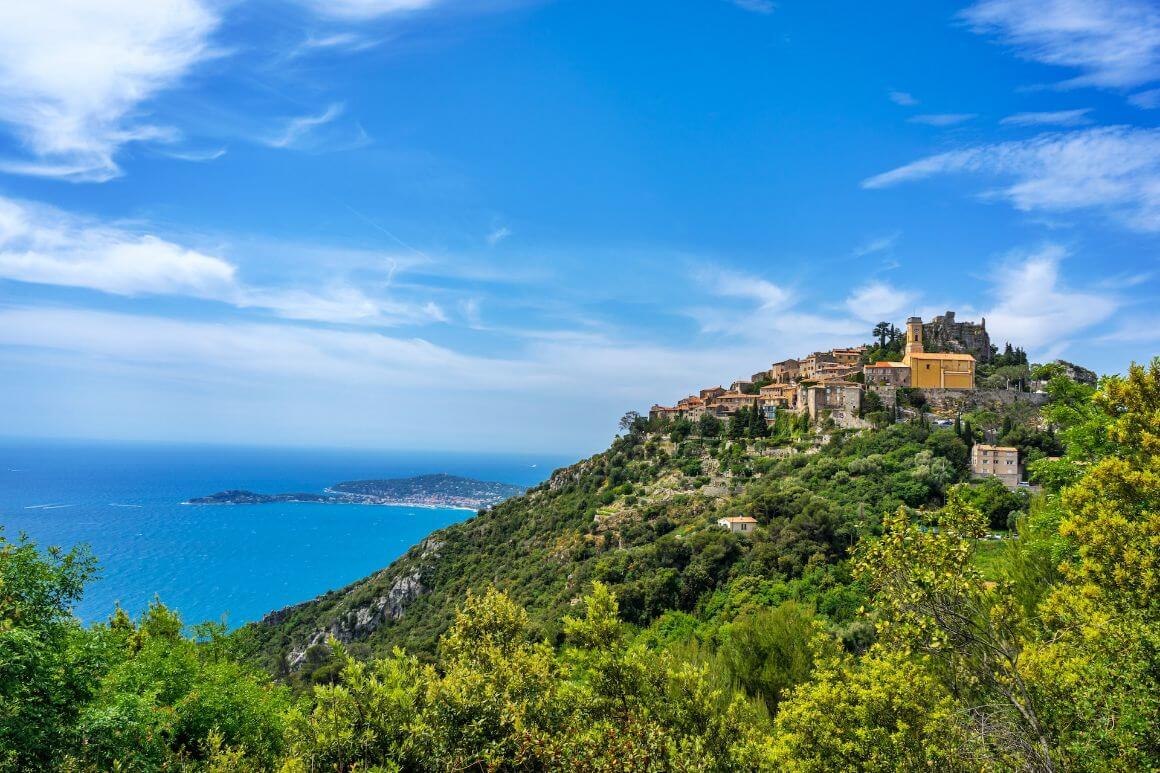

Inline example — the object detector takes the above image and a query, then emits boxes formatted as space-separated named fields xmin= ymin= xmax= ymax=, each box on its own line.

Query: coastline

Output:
xmin=180 ymin=498 xmax=479 ymax=512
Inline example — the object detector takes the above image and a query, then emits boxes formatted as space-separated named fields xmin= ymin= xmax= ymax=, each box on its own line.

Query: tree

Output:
xmin=856 ymin=496 xmax=1056 ymax=770
xmin=1057 ymin=359 xmax=1160 ymax=613
xmin=873 ymin=321 xmax=891 ymax=349
xmin=619 ymin=410 xmax=646 ymax=435
xmin=769 ymin=644 xmax=971 ymax=772
xmin=698 ymin=412 xmax=722 ymax=438
xmin=0 ymin=533 xmax=100 ymax=769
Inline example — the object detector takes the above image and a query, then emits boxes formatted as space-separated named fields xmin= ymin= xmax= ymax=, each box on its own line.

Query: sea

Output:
xmin=0 ymin=439 xmax=572 ymax=628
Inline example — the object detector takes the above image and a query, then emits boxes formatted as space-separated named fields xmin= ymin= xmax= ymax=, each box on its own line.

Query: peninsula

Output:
xmin=186 ymin=473 xmax=525 ymax=511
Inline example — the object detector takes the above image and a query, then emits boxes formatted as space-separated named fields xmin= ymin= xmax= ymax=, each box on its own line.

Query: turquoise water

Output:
xmin=0 ymin=440 xmax=569 ymax=627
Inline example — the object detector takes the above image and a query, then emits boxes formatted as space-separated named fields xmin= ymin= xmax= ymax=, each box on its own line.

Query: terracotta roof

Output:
xmin=975 ymin=444 xmax=1017 ymax=453
xmin=907 ymin=352 xmax=976 ymax=361
xmin=869 ymin=361 xmax=908 ymax=368
xmin=719 ymin=516 xmax=758 ymax=524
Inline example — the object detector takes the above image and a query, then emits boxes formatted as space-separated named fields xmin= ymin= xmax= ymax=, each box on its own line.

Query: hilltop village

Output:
xmin=649 ymin=311 xmax=1072 ymax=489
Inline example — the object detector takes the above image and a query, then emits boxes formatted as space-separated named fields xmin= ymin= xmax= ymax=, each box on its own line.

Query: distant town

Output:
xmin=650 ymin=311 xmax=1095 ymax=492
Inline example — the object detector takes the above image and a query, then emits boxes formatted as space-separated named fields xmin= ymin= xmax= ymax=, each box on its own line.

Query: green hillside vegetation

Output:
xmin=1 ymin=360 xmax=1157 ymax=771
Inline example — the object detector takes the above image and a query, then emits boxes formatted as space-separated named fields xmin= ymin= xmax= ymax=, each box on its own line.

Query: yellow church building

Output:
xmin=902 ymin=316 xmax=975 ymax=389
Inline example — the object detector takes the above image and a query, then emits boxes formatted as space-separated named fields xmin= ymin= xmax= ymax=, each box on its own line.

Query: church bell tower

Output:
xmin=905 ymin=316 xmax=924 ymax=356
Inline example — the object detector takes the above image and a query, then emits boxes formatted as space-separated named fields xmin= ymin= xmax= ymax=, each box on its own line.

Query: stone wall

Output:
xmin=869 ymin=384 xmax=897 ymax=408
xmin=918 ymin=388 xmax=1049 ymax=414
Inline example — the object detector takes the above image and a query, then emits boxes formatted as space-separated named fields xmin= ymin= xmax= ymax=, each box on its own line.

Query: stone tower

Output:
xmin=905 ymin=316 xmax=924 ymax=356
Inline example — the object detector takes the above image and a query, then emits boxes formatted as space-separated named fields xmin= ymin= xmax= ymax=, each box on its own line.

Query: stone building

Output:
xmin=971 ymin=444 xmax=1020 ymax=488
xmin=760 ymin=382 xmax=797 ymax=409
xmin=800 ymin=380 xmax=862 ymax=421
xmin=770 ymin=359 xmax=800 ymax=383
xmin=718 ymin=516 xmax=758 ymax=534
xmin=923 ymin=311 xmax=992 ymax=363
xmin=708 ymin=391 xmax=758 ymax=416
xmin=864 ymin=361 xmax=911 ymax=387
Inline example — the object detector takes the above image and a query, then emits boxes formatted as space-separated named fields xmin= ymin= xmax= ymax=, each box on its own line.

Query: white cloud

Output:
xmin=731 ymin=0 xmax=776 ymax=14
xmin=959 ymin=0 xmax=1160 ymax=90
xmin=297 ymin=0 xmax=440 ymax=20
xmin=889 ymin=91 xmax=919 ymax=106
xmin=699 ymin=266 xmax=791 ymax=310
xmin=908 ymin=113 xmax=978 ymax=126
xmin=0 ymin=195 xmax=445 ymax=326
xmin=862 ymin=126 xmax=1160 ymax=232
xmin=844 ymin=281 xmax=918 ymax=322
xmin=981 ymin=243 xmax=1118 ymax=351
xmin=0 ymin=0 xmax=219 ymax=182
xmin=1129 ymin=88 xmax=1160 ymax=109
xmin=1000 ymin=108 xmax=1092 ymax=126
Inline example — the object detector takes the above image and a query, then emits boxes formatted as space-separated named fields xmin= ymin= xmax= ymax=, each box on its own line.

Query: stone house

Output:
xmin=814 ymin=362 xmax=859 ymax=382
xmin=770 ymin=359 xmax=800 ymax=383
xmin=800 ymin=380 xmax=862 ymax=421
xmin=718 ymin=516 xmax=758 ymax=534
xmin=648 ymin=405 xmax=681 ymax=422
xmin=864 ymin=361 xmax=911 ymax=387
xmin=700 ymin=386 xmax=726 ymax=400
xmin=971 ymin=444 xmax=1020 ymax=488
xmin=730 ymin=379 xmax=754 ymax=393
xmin=800 ymin=352 xmax=838 ymax=380
xmin=708 ymin=391 xmax=759 ymax=415
xmin=759 ymin=382 xmax=797 ymax=408
xmin=830 ymin=347 xmax=865 ymax=367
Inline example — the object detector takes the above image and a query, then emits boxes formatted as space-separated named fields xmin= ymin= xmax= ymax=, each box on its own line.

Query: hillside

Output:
xmin=8 ymin=361 xmax=1159 ymax=771
xmin=237 ymin=399 xmax=1047 ymax=680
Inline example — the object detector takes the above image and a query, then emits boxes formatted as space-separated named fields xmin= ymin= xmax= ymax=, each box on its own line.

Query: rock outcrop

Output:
xmin=923 ymin=311 xmax=992 ymax=363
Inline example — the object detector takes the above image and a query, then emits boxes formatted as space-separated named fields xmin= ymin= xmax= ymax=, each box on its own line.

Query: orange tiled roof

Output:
xmin=907 ymin=352 xmax=976 ymax=361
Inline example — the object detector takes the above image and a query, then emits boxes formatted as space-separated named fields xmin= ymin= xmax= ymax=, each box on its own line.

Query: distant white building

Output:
xmin=718 ymin=516 xmax=758 ymax=534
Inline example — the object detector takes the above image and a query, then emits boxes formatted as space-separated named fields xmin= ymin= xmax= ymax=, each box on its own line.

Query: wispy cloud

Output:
xmin=0 ymin=0 xmax=220 ymax=182
xmin=0 ymin=195 xmax=444 ymax=326
xmin=159 ymin=147 xmax=228 ymax=162
xmin=730 ymin=0 xmax=776 ymax=14
xmin=295 ymin=0 xmax=441 ymax=21
xmin=980 ymin=243 xmax=1119 ymax=352
xmin=289 ymin=32 xmax=381 ymax=58
xmin=844 ymin=281 xmax=918 ymax=323
xmin=959 ymin=0 xmax=1160 ymax=90
xmin=852 ymin=231 xmax=901 ymax=257
xmin=889 ymin=90 xmax=919 ymax=106
xmin=862 ymin=126 xmax=1160 ymax=232
xmin=1129 ymin=88 xmax=1160 ymax=109
xmin=263 ymin=103 xmax=369 ymax=152
xmin=908 ymin=113 xmax=978 ymax=126
xmin=486 ymin=226 xmax=512 ymax=246
xmin=1000 ymin=108 xmax=1092 ymax=126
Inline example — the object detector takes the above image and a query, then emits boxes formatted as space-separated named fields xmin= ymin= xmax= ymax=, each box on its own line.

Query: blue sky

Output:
xmin=0 ymin=0 xmax=1157 ymax=454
